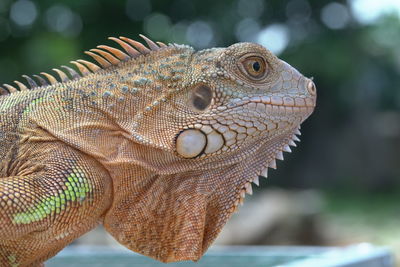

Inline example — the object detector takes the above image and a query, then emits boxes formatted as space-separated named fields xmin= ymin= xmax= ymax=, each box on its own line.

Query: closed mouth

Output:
xmin=250 ymin=95 xmax=315 ymax=108
xmin=225 ymin=95 xmax=315 ymax=116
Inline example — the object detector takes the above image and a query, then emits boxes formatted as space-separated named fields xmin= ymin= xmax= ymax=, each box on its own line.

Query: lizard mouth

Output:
xmin=229 ymin=126 xmax=302 ymax=213
xmin=238 ymin=94 xmax=316 ymax=115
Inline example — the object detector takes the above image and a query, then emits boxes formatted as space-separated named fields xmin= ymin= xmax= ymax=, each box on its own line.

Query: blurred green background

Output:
xmin=0 ymin=0 xmax=399 ymax=262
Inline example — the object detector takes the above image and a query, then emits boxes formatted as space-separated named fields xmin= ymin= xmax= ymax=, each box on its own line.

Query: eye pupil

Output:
xmin=252 ymin=61 xmax=260 ymax=72
xmin=239 ymin=56 xmax=267 ymax=80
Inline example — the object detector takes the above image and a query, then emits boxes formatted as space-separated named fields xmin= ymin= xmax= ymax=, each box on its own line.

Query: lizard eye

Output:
xmin=240 ymin=56 xmax=267 ymax=80
xmin=190 ymin=84 xmax=213 ymax=111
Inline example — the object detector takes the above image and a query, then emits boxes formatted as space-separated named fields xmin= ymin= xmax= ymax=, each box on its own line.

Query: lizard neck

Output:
xmin=21 ymin=46 xmax=194 ymax=167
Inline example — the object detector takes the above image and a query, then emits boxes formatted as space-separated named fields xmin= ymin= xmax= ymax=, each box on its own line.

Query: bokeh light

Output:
xmin=144 ymin=13 xmax=172 ymax=40
xmin=45 ymin=5 xmax=82 ymax=38
xmin=350 ymin=0 xmax=400 ymax=24
xmin=170 ymin=22 xmax=188 ymax=44
xmin=321 ymin=2 xmax=350 ymax=30
xmin=9 ymin=0 xmax=37 ymax=27
xmin=235 ymin=18 xmax=260 ymax=42
xmin=186 ymin=20 xmax=214 ymax=48
xmin=256 ymin=24 xmax=290 ymax=55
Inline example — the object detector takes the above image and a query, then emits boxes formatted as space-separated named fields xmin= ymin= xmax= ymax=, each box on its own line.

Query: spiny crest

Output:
xmin=0 ymin=34 xmax=168 ymax=96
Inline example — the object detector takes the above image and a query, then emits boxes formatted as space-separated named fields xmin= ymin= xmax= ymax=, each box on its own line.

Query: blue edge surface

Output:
xmin=47 ymin=244 xmax=395 ymax=267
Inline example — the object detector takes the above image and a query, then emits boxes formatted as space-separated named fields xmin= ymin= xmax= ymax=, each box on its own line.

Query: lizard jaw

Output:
xmin=230 ymin=126 xmax=302 ymax=213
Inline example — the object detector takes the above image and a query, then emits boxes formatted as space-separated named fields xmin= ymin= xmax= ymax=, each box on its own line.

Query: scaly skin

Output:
xmin=0 ymin=36 xmax=316 ymax=266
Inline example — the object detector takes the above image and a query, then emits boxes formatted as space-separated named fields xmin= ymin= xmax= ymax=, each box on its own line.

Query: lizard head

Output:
xmin=102 ymin=39 xmax=316 ymax=262
xmin=174 ymin=42 xmax=316 ymax=160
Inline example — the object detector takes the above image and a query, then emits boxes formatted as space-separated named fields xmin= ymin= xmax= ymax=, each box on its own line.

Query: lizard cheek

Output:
xmin=176 ymin=129 xmax=207 ymax=158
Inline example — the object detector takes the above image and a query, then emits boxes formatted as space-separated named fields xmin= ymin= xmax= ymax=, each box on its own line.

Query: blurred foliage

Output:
xmin=322 ymin=191 xmax=400 ymax=254
xmin=0 ymin=0 xmax=399 ymax=192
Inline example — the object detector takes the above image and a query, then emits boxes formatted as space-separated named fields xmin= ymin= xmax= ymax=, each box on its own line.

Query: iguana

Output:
xmin=0 ymin=35 xmax=316 ymax=266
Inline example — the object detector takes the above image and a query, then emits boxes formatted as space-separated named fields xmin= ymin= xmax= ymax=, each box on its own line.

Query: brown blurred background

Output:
xmin=0 ymin=0 xmax=399 ymax=261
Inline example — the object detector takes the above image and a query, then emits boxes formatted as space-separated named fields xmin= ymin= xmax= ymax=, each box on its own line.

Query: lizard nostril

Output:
xmin=307 ymin=79 xmax=316 ymax=96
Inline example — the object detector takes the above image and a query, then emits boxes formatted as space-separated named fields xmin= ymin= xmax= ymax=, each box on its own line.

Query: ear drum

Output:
xmin=190 ymin=84 xmax=212 ymax=111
